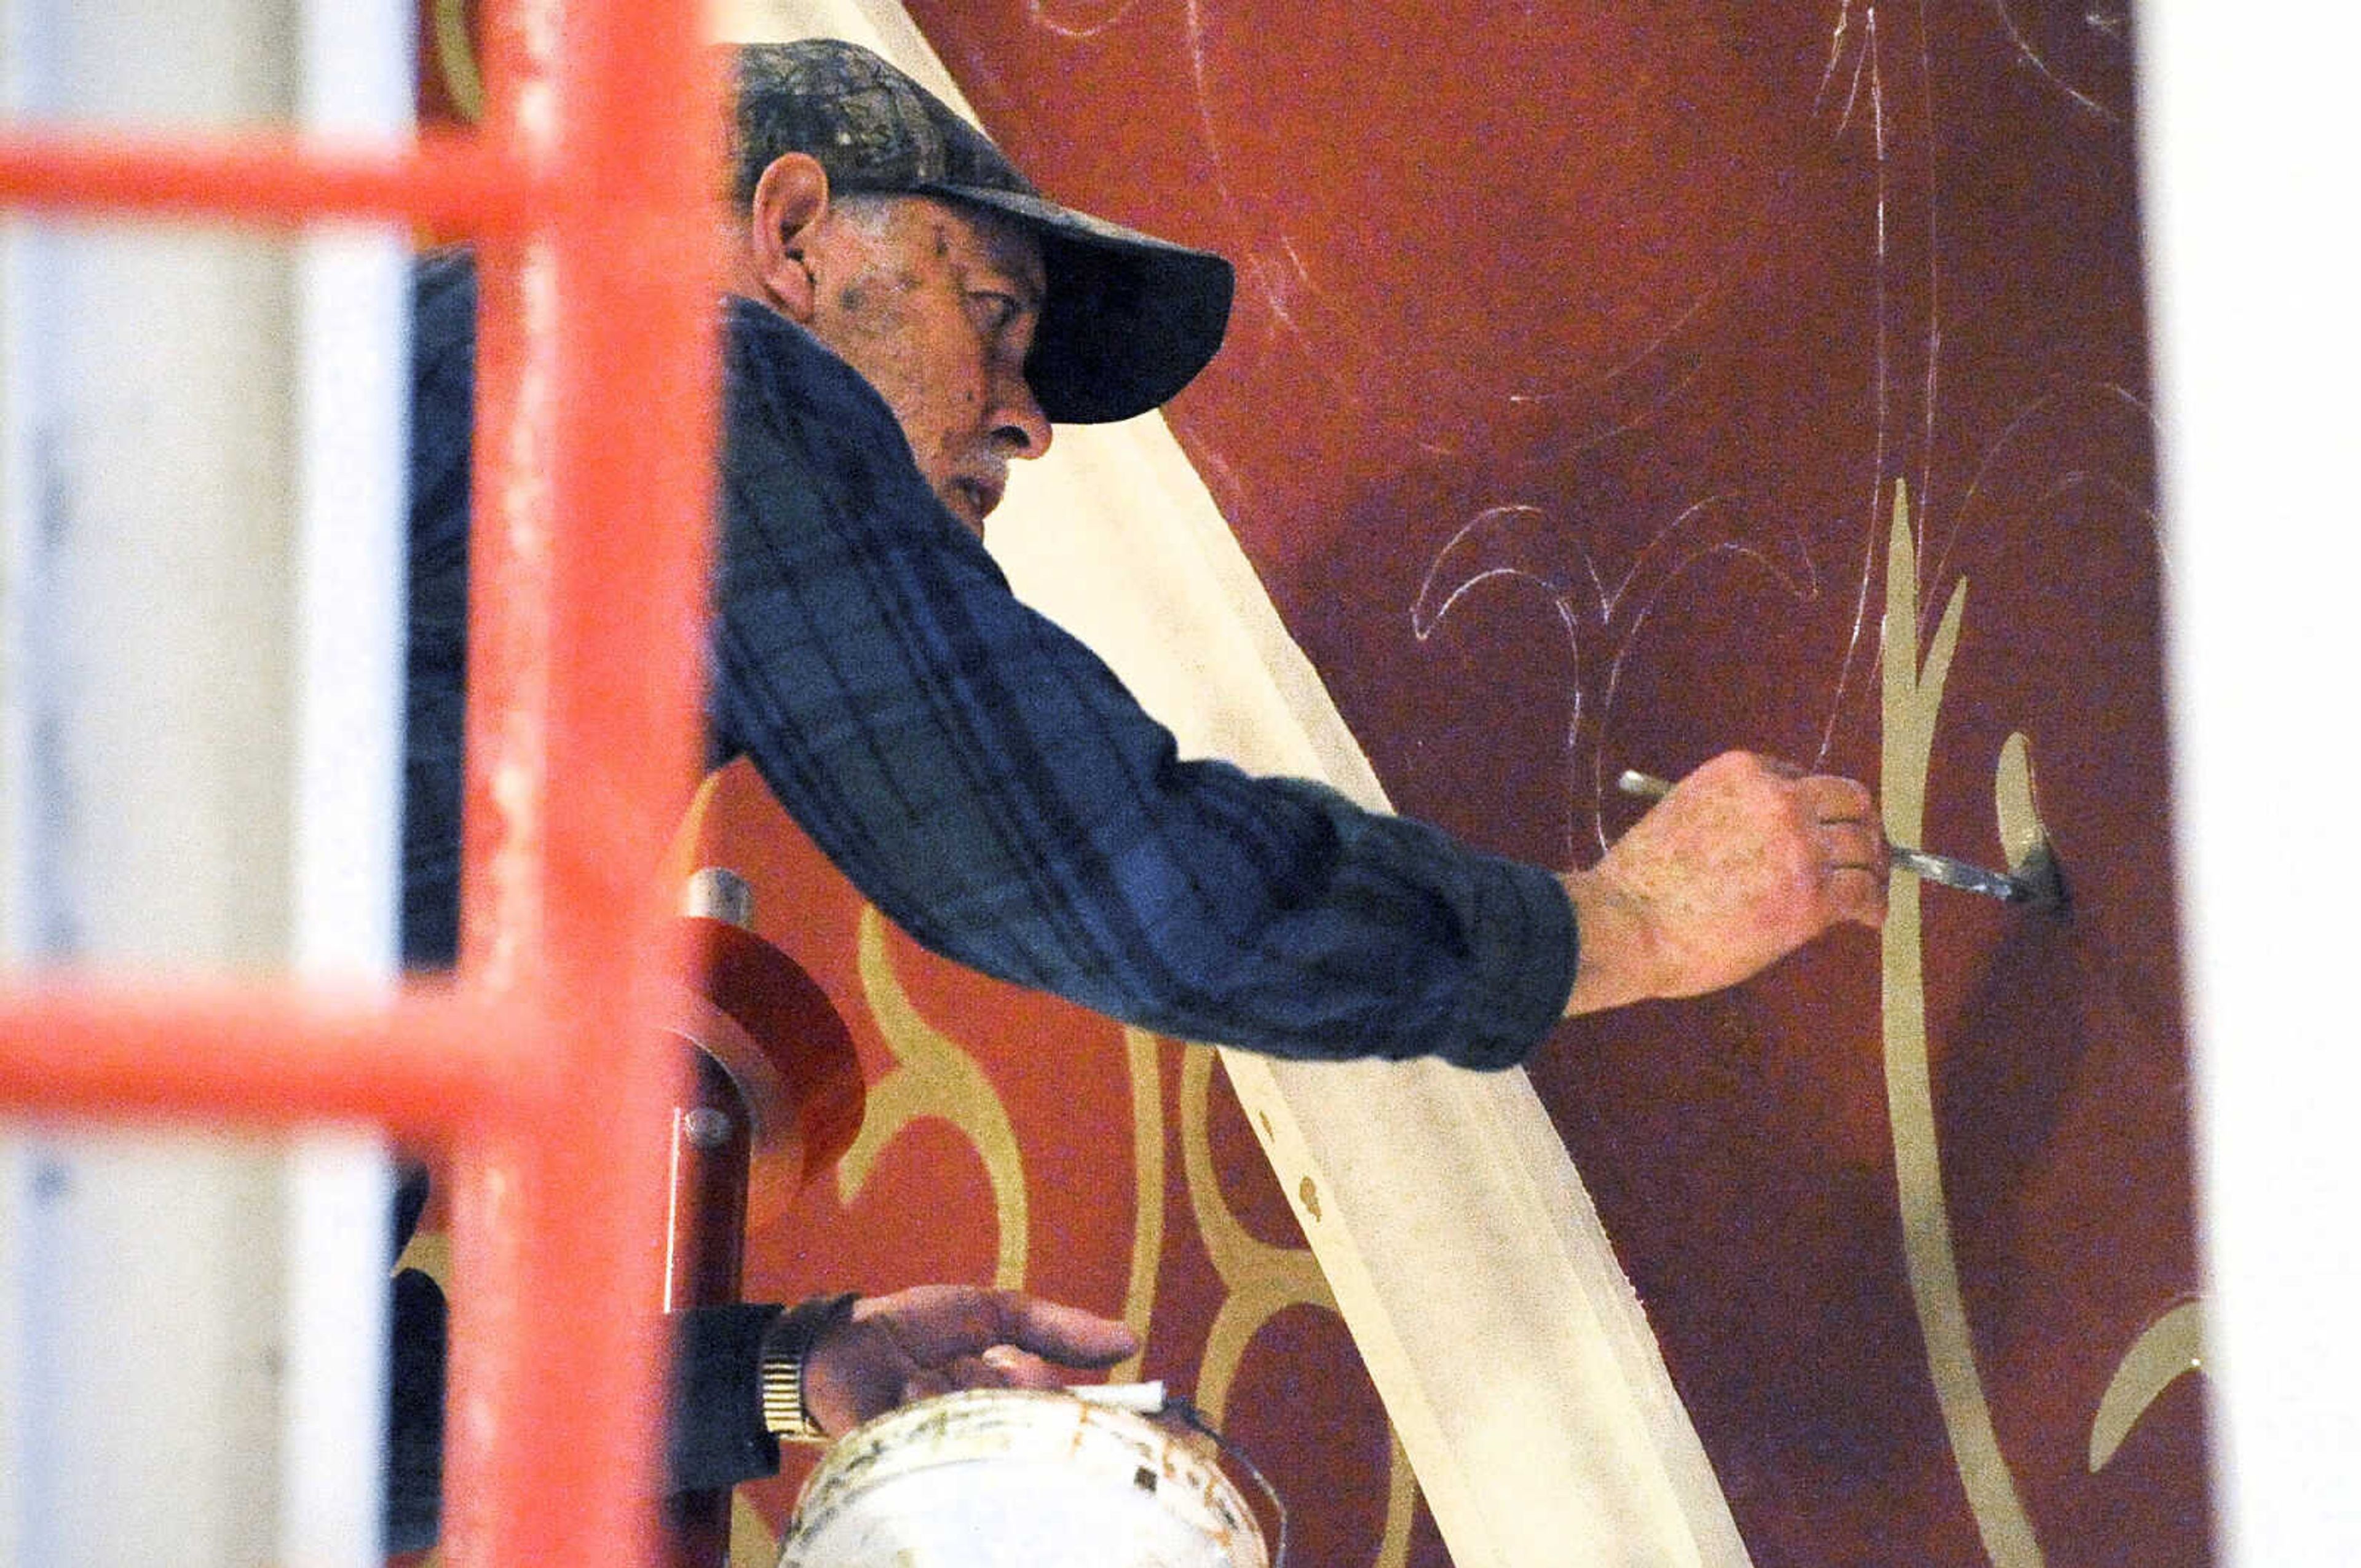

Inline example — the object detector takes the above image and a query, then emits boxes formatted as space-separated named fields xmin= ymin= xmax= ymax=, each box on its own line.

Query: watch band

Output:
xmin=759 ymin=1292 xmax=860 ymax=1444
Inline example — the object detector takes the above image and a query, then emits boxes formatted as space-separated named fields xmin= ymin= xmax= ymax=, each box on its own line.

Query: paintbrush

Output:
xmin=1615 ymin=769 xmax=2063 ymax=908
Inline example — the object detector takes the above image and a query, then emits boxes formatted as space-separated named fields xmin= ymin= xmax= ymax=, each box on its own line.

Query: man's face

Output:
xmin=802 ymin=195 xmax=1053 ymax=534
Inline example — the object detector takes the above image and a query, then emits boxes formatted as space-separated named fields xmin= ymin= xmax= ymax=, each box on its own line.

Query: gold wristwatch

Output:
xmin=758 ymin=1293 xmax=860 ymax=1444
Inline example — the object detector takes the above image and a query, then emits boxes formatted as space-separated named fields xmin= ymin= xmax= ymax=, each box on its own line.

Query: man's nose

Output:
xmin=991 ymin=371 xmax=1053 ymax=460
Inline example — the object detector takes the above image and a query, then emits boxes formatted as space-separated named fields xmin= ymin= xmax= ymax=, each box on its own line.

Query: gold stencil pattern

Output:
xmin=1880 ymin=481 xmax=2045 ymax=1567
xmin=1994 ymin=733 xmax=2045 ymax=876
xmin=727 ymin=1492 xmax=778 ymax=1566
xmin=1178 ymin=1048 xmax=1339 ymax=1425
xmin=432 ymin=0 xmax=484 ymax=123
xmin=1112 ymin=1025 xmax=1168 ymax=1384
xmin=841 ymin=906 xmax=1029 ymax=1288
xmin=1177 ymin=1050 xmax=1417 ymax=1568
xmin=1878 ymin=480 xmax=2206 ymax=1556
xmin=2089 ymin=1300 xmax=2204 ymax=1473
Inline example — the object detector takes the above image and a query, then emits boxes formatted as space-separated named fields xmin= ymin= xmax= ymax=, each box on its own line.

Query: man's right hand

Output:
xmin=1558 ymin=750 xmax=1887 ymax=1015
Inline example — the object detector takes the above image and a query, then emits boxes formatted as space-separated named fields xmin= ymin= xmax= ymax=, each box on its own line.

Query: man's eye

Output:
xmin=970 ymin=293 xmax=1019 ymax=332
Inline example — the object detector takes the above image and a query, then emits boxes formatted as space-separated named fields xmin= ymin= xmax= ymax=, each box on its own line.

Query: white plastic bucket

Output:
xmin=777 ymin=1389 xmax=1271 ymax=1568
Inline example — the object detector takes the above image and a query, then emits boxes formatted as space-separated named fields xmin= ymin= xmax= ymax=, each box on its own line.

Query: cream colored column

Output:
xmin=2143 ymin=4 xmax=2361 ymax=1564
xmin=713 ymin=6 xmax=1747 ymax=1562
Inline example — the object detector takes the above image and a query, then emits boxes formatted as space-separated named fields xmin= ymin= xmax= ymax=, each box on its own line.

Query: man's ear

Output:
xmin=746 ymin=152 xmax=831 ymax=323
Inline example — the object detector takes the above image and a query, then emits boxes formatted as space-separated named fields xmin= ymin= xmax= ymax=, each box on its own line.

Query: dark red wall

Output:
xmin=911 ymin=4 xmax=2205 ymax=1564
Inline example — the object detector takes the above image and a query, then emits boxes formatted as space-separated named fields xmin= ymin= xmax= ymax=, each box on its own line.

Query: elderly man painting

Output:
xmin=389 ymin=37 xmax=1886 ymax=1551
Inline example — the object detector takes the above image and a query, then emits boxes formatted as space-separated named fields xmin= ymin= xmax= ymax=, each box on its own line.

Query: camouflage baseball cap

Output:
xmin=729 ymin=39 xmax=1233 ymax=425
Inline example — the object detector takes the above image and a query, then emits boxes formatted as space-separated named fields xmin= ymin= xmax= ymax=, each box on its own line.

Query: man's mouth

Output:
xmin=952 ymin=476 xmax=1003 ymax=526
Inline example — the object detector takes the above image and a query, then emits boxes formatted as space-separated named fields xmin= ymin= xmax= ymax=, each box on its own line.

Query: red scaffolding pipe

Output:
xmin=0 ymin=4 xmax=723 ymax=1563
xmin=0 ymin=125 xmax=529 ymax=233
xmin=0 ymin=981 xmax=529 ymax=1133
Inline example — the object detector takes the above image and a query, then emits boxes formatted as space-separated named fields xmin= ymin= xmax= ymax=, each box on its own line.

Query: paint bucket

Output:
xmin=776 ymin=1388 xmax=1271 ymax=1567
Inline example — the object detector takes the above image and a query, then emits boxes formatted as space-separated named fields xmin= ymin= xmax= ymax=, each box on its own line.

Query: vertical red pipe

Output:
xmin=662 ymin=1051 xmax=756 ymax=1567
xmin=443 ymin=3 xmax=722 ymax=1564
xmin=440 ymin=4 xmax=552 ymax=1557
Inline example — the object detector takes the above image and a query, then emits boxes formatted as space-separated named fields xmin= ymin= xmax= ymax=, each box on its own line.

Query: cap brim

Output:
xmin=924 ymin=184 xmax=1234 ymax=425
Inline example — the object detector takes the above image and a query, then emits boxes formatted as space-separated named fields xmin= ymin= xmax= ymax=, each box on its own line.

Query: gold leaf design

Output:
xmin=1880 ymin=481 xmax=2046 ymax=1566
xmin=431 ymin=0 xmax=484 ymax=124
xmin=728 ymin=1492 xmax=778 ymax=1566
xmin=1177 ymin=1050 xmax=1417 ymax=1566
xmin=1112 ymin=1026 xmax=1167 ymax=1384
xmin=1178 ymin=1049 xmax=1334 ymax=1429
xmin=839 ymin=907 xmax=1029 ymax=1288
xmin=2089 ymin=1301 xmax=2204 ymax=1473
xmin=1995 ymin=732 xmax=2047 ymax=875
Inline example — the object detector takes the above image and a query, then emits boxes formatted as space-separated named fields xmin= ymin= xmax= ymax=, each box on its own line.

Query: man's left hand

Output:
xmin=799 ymin=1285 xmax=1139 ymax=1437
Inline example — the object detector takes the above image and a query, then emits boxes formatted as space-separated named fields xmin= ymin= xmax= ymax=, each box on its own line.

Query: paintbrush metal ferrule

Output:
xmin=1887 ymin=846 xmax=2034 ymax=904
xmin=1614 ymin=768 xmax=2041 ymax=905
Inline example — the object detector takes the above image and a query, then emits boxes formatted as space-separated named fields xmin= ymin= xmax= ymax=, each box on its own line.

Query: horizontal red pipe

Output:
xmin=0 ymin=123 xmax=530 ymax=234
xmin=0 ymin=979 xmax=539 ymax=1135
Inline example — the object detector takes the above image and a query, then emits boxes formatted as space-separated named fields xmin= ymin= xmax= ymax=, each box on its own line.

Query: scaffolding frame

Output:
xmin=0 ymin=3 xmax=722 ymax=1561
